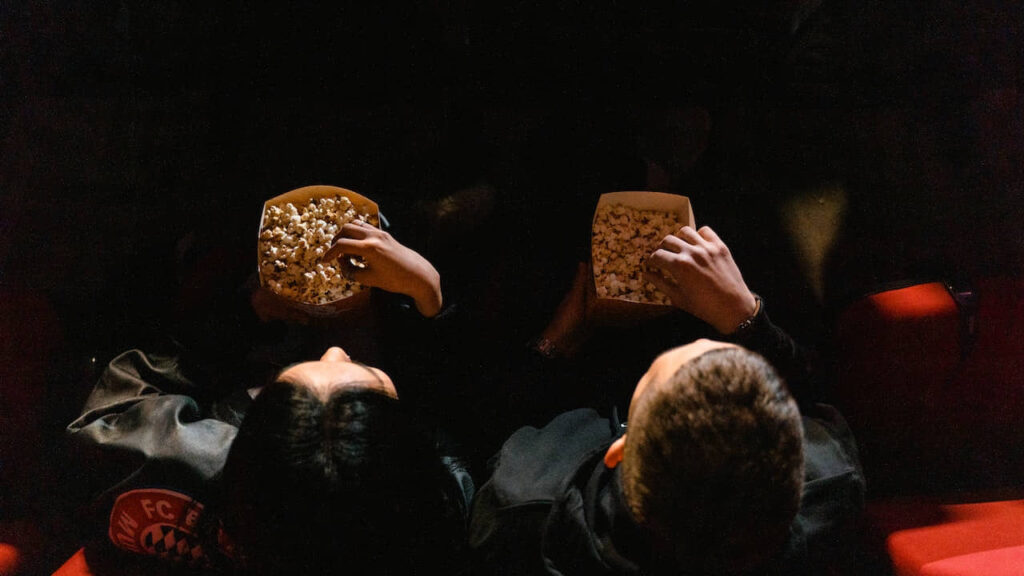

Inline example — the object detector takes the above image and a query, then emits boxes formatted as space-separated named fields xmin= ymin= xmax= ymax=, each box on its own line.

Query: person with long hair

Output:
xmin=66 ymin=223 xmax=473 ymax=575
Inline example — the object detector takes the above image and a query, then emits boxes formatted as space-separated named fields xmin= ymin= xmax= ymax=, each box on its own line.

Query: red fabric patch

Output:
xmin=108 ymin=489 xmax=209 ymax=566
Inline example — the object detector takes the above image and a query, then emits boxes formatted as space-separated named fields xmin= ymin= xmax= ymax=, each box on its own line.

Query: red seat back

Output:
xmin=833 ymin=277 xmax=1024 ymax=496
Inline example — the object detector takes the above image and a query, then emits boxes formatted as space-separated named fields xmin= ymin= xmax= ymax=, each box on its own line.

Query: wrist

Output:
xmin=410 ymin=267 xmax=443 ymax=318
xmin=529 ymin=336 xmax=561 ymax=360
xmin=538 ymin=317 xmax=591 ymax=359
xmin=720 ymin=293 xmax=762 ymax=336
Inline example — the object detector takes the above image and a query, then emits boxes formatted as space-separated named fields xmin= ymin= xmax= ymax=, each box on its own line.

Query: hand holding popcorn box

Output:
xmin=591 ymin=191 xmax=695 ymax=321
xmin=257 ymin=185 xmax=381 ymax=319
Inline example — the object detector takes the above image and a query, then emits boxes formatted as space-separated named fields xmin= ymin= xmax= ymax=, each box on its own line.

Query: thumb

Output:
xmin=340 ymin=259 xmax=370 ymax=286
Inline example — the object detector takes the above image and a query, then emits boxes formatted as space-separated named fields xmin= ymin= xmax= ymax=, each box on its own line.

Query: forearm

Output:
xmin=721 ymin=297 xmax=819 ymax=403
xmin=408 ymin=264 xmax=443 ymax=318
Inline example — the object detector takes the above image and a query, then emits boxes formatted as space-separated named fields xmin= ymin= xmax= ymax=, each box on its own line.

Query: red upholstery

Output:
xmin=0 ymin=291 xmax=63 ymax=576
xmin=919 ymin=545 xmax=1024 ymax=576
xmin=834 ymin=277 xmax=1024 ymax=496
xmin=49 ymin=546 xmax=181 ymax=576
xmin=0 ymin=520 xmax=47 ymax=576
xmin=0 ymin=544 xmax=23 ymax=576
xmin=50 ymin=548 xmax=92 ymax=576
xmin=953 ymin=277 xmax=1024 ymax=441
xmin=0 ymin=290 xmax=62 ymax=510
xmin=837 ymin=276 xmax=1024 ymax=575
xmin=834 ymin=282 xmax=962 ymax=494
xmin=865 ymin=498 xmax=1024 ymax=576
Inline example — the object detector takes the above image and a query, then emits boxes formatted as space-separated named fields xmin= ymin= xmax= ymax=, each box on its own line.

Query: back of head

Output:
xmin=621 ymin=347 xmax=804 ymax=575
xmin=220 ymin=383 xmax=466 ymax=575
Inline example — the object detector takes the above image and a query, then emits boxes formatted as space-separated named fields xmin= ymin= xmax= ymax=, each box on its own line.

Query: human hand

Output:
xmin=323 ymin=220 xmax=443 ymax=317
xmin=644 ymin=226 xmax=757 ymax=334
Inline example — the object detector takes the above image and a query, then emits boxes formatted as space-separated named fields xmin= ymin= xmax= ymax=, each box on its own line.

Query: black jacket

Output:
xmin=467 ymin=302 xmax=865 ymax=575
xmin=67 ymin=345 xmax=475 ymax=571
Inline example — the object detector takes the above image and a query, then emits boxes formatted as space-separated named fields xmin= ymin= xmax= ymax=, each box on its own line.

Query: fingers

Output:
xmin=643 ymin=267 xmax=675 ymax=296
xmin=322 ymin=238 xmax=369 ymax=263
xmin=339 ymin=259 xmax=368 ymax=284
xmin=646 ymin=245 xmax=692 ymax=292
xmin=330 ymin=221 xmax=373 ymax=244
xmin=324 ymin=220 xmax=390 ymax=263
xmin=655 ymin=226 xmax=707 ymax=258
xmin=646 ymin=247 xmax=678 ymax=271
xmin=696 ymin=225 xmax=721 ymax=244
xmin=674 ymin=225 xmax=705 ymax=245
xmin=656 ymin=233 xmax=688 ymax=254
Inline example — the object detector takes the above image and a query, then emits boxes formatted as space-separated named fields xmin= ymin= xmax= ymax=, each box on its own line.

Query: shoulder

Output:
xmin=790 ymin=404 xmax=866 ymax=570
xmin=468 ymin=410 xmax=617 ymax=573
xmin=800 ymin=404 xmax=864 ymax=486
xmin=475 ymin=408 xmax=614 ymax=507
xmin=499 ymin=409 xmax=614 ymax=475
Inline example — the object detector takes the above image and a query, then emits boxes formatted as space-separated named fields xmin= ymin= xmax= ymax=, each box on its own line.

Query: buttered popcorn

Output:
xmin=591 ymin=203 xmax=683 ymax=305
xmin=259 ymin=195 xmax=379 ymax=304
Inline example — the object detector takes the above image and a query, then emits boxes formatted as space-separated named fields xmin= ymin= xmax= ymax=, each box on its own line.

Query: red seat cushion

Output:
xmin=51 ymin=548 xmax=92 ymax=576
xmin=0 ymin=520 xmax=45 ymax=576
xmin=0 ymin=543 xmax=23 ymax=576
xmin=866 ymin=498 xmax=1024 ymax=576
xmin=919 ymin=544 xmax=1024 ymax=576
xmin=51 ymin=546 xmax=188 ymax=576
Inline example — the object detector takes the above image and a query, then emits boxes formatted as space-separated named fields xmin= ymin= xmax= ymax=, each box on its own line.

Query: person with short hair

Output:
xmin=611 ymin=342 xmax=804 ymax=574
xmin=467 ymin=226 xmax=865 ymax=576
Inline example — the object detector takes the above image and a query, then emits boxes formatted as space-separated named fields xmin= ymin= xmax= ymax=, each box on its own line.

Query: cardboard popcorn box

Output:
xmin=590 ymin=191 xmax=695 ymax=322
xmin=257 ymin=185 xmax=380 ymax=319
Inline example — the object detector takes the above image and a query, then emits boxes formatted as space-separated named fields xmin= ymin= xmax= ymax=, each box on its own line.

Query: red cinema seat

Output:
xmin=51 ymin=546 xmax=201 ymax=576
xmin=0 ymin=544 xmax=23 ymax=576
xmin=833 ymin=281 xmax=963 ymax=495
xmin=50 ymin=548 xmax=91 ymax=576
xmin=836 ymin=276 xmax=1024 ymax=575
xmin=0 ymin=519 xmax=47 ymax=576
xmin=833 ymin=277 xmax=1024 ymax=496
xmin=864 ymin=498 xmax=1024 ymax=576
xmin=0 ymin=290 xmax=63 ymax=576
xmin=0 ymin=290 xmax=62 ymax=509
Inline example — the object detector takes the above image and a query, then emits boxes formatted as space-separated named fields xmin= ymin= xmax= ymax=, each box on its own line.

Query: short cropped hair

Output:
xmin=620 ymin=347 xmax=804 ymax=575
xmin=220 ymin=382 xmax=466 ymax=575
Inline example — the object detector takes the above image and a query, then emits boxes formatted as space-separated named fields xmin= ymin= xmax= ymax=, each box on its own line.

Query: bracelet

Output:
xmin=530 ymin=337 xmax=559 ymax=360
xmin=732 ymin=294 xmax=762 ymax=336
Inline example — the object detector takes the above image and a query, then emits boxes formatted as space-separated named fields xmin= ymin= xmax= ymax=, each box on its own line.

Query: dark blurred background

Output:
xmin=0 ymin=1 xmax=1022 ymax=572
xmin=3 ymin=0 xmax=1022 ymax=348
xmin=4 ymin=1 xmax=1021 ymax=348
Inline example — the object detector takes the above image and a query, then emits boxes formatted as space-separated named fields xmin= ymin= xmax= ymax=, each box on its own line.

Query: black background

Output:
xmin=3 ymin=1 xmax=1022 ymax=351
xmin=1 ymin=1 xmax=1023 ymax=572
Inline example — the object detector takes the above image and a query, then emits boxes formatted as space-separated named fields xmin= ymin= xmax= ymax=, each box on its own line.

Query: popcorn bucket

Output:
xmin=256 ymin=185 xmax=380 ymax=319
xmin=590 ymin=191 xmax=695 ymax=323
